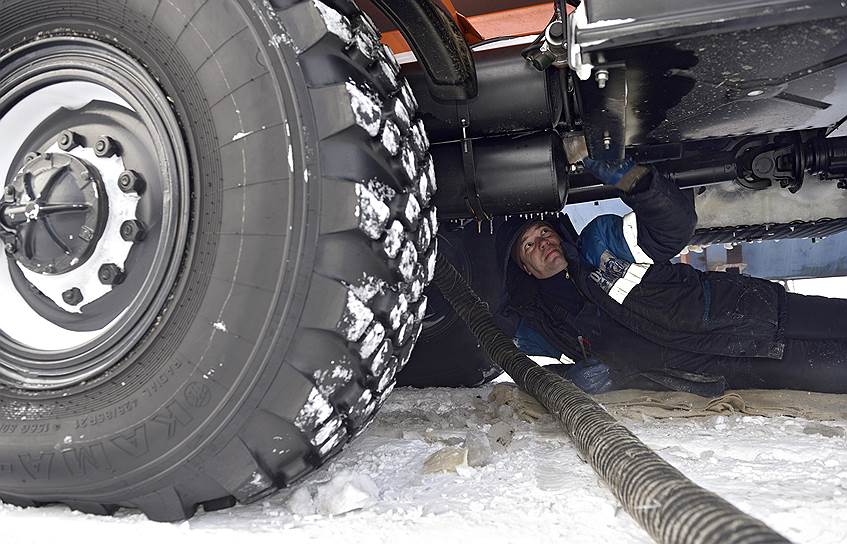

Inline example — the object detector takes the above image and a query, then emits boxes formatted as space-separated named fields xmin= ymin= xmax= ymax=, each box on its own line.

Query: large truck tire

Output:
xmin=397 ymin=225 xmax=503 ymax=388
xmin=0 ymin=0 xmax=436 ymax=520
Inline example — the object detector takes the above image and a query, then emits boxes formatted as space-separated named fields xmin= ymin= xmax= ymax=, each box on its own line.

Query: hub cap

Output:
xmin=0 ymin=37 xmax=189 ymax=390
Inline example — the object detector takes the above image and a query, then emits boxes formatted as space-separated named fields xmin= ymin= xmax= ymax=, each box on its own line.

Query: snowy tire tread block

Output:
xmin=234 ymin=0 xmax=437 ymax=513
xmin=0 ymin=0 xmax=435 ymax=522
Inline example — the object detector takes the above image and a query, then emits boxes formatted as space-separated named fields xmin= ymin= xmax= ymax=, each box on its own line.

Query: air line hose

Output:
xmin=431 ymin=252 xmax=789 ymax=544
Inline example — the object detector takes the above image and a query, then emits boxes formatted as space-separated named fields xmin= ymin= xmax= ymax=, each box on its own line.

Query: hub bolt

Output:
xmin=94 ymin=136 xmax=119 ymax=158
xmin=62 ymin=288 xmax=84 ymax=306
xmin=58 ymin=130 xmax=81 ymax=151
xmin=24 ymin=152 xmax=41 ymax=163
xmin=4 ymin=186 xmax=15 ymax=197
xmin=120 ymin=219 xmax=146 ymax=242
xmin=4 ymin=241 xmax=16 ymax=255
xmin=98 ymin=263 xmax=126 ymax=285
xmin=595 ymin=69 xmax=609 ymax=89
xmin=118 ymin=170 xmax=145 ymax=194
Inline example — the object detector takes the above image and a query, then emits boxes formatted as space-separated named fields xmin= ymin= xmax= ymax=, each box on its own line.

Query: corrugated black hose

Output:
xmin=432 ymin=252 xmax=789 ymax=544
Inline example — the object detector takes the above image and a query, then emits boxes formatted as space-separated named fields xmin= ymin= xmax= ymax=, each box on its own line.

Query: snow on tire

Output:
xmin=0 ymin=0 xmax=435 ymax=521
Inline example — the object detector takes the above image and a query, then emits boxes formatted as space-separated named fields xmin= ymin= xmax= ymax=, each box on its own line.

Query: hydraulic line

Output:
xmin=431 ymin=252 xmax=789 ymax=544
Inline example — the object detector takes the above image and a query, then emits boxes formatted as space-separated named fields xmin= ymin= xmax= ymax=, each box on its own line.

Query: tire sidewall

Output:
xmin=0 ymin=0 xmax=318 ymax=496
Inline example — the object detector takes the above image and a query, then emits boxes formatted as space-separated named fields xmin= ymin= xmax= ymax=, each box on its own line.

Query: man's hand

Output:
xmin=582 ymin=157 xmax=649 ymax=193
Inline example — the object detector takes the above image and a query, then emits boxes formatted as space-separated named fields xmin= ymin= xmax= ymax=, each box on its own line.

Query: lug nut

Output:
xmin=4 ymin=186 xmax=15 ymax=197
xmin=94 ymin=136 xmax=119 ymax=158
xmin=98 ymin=263 xmax=126 ymax=285
xmin=118 ymin=170 xmax=145 ymax=194
xmin=4 ymin=241 xmax=16 ymax=255
xmin=24 ymin=152 xmax=40 ymax=163
xmin=120 ymin=219 xmax=146 ymax=242
xmin=58 ymin=130 xmax=81 ymax=151
xmin=62 ymin=288 xmax=84 ymax=306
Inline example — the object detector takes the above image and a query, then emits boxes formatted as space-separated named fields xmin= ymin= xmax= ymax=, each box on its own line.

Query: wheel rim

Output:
xmin=0 ymin=37 xmax=190 ymax=390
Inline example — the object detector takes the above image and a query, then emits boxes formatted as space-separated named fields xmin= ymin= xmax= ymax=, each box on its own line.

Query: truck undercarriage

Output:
xmin=0 ymin=0 xmax=844 ymax=523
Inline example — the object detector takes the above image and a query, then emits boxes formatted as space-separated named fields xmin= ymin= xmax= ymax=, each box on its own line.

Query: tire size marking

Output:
xmin=141 ymin=358 xmax=185 ymax=399
xmin=74 ymin=399 xmax=138 ymax=430
xmin=18 ymin=423 xmax=50 ymax=434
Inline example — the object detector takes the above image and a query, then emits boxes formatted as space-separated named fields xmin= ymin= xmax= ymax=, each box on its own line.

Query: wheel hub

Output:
xmin=2 ymin=152 xmax=107 ymax=275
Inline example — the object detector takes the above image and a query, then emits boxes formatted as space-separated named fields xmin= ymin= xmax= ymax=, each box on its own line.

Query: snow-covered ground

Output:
xmin=2 ymin=382 xmax=845 ymax=544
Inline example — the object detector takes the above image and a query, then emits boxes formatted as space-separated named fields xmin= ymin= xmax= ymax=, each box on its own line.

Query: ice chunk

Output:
xmin=465 ymin=431 xmax=493 ymax=467
xmin=487 ymin=421 xmax=514 ymax=451
xmin=346 ymin=82 xmax=382 ymax=137
xmin=285 ymin=486 xmax=317 ymax=516
xmin=315 ymin=470 xmax=379 ymax=515
xmin=422 ymin=446 xmax=469 ymax=474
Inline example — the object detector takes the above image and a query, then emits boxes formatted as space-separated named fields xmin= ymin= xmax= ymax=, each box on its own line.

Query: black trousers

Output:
xmin=671 ymin=293 xmax=847 ymax=393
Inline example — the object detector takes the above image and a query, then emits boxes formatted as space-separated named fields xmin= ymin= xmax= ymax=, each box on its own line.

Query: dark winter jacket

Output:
xmin=495 ymin=169 xmax=788 ymax=376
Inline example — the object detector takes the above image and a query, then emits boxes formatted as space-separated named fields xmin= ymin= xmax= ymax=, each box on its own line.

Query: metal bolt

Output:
xmin=120 ymin=219 xmax=146 ymax=242
xmin=118 ymin=170 xmax=145 ymax=194
xmin=603 ymin=132 xmax=612 ymax=150
xmin=98 ymin=263 xmax=126 ymax=285
xmin=58 ymin=130 xmax=80 ymax=151
xmin=24 ymin=152 xmax=40 ymax=163
xmin=62 ymin=288 xmax=84 ymax=306
xmin=4 ymin=186 xmax=15 ymax=197
xmin=94 ymin=136 xmax=119 ymax=158
xmin=4 ymin=241 xmax=16 ymax=255
xmin=595 ymin=69 xmax=609 ymax=89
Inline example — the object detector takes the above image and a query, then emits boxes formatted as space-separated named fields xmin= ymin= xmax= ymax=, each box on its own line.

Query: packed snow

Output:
xmin=2 ymin=381 xmax=845 ymax=544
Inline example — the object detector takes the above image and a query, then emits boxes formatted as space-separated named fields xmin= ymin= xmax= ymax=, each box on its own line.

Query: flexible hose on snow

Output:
xmin=432 ymin=252 xmax=788 ymax=544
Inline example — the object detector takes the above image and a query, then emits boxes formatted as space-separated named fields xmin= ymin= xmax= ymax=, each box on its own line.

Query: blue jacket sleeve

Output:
xmin=578 ymin=168 xmax=696 ymax=266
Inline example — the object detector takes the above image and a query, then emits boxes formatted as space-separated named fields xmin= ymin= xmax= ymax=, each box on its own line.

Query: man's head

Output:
xmin=512 ymin=220 xmax=568 ymax=279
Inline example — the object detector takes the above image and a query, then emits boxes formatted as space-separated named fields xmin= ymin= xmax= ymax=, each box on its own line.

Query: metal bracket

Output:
xmin=458 ymin=105 xmax=488 ymax=222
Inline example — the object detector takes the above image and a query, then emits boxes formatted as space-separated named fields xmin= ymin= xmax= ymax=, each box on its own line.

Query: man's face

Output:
xmin=515 ymin=222 xmax=568 ymax=279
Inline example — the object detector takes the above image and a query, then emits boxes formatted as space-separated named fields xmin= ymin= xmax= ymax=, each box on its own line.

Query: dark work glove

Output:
xmin=545 ymin=359 xmax=614 ymax=394
xmin=582 ymin=157 xmax=649 ymax=192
